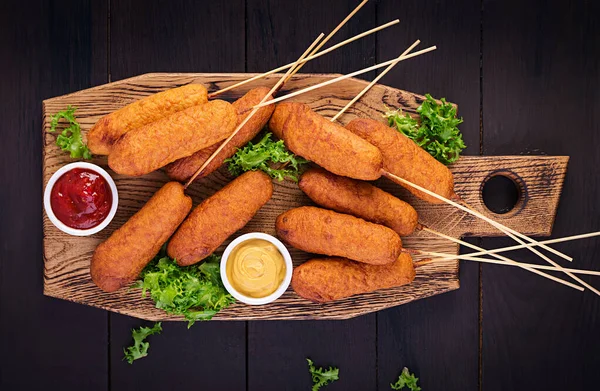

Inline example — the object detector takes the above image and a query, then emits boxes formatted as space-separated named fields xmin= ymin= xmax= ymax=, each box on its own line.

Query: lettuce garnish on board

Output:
xmin=385 ymin=94 xmax=465 ymax=165
xmin=134 ymin=247 xmax=235 ymax=328
xmin=226 ymin=132 xmax=308 ymax=182
xmin=48 ymin=105 xmax=92 ymax=159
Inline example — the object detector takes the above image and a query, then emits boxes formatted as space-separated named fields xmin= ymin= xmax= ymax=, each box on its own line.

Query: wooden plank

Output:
xmin=0 ymin=0 xmax=108 ymax=390
xmin=42 ymin=73 xmax=567 ymax=321
xmin=248 ymin=317 xmax=376 ymax=390
xmin=245 ymin=3 xmax=377 ymax=390
xmin=246 ymin=0 xmax=377 ymax=77
xmin=110 ymin=320 xmax=246 ymax=389
xmin=109 ymin=0 xmax=246 ymax=79
xmin=481 ymin=0 xmax=600 ymax=389
xmin=374 ymin=0 xmax=482 ymax=389
xmin=107 ymin=1 xmax=247 ymax=389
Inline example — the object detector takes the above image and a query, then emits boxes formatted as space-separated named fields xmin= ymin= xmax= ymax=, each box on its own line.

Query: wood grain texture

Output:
xmin=481 ymin=0 xmax=600 ymax=390
xmin=42 ymin=73 xmax=566 ymax=322
xmin=0 ymin=0 xmax=109 ymax=390
xmin=374 ymin=1 xmax=482 ymax=390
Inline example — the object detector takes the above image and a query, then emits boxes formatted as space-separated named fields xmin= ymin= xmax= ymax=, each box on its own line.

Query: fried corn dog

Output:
xmin=268 ymin=102 xmax=383 ymax=180
xmin=88 ymin=84 xmax=208 ymax=155
xmin=345 ymin=118 xmax=457 ymax=203
xmin=108 ymin=100 xmax=237 ymax=176
xmin=299 ymin=167 xmax=419 ymax=236
xmin=292 ymin=253 xmax=416 ymax=303
xmin=276 ymin=206 xmax=402 ymax=265
xmin=167 ymin=171 xmax=273 ymax=266
xmin=90 ymin=182 xmax=192 ymax=292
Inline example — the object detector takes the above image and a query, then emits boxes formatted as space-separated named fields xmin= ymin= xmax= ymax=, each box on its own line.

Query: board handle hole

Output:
xmin=481 ymin=173 xmax=523 ymax=215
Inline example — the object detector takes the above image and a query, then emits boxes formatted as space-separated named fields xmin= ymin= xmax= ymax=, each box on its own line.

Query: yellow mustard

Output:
xmin=226 ymin=239 xmax=286 ymax=298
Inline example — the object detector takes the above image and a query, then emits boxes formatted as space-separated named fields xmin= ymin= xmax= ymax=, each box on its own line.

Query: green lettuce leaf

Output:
xmin=390 ymin=367 xmax=421 ymax=391
xmin=123 ymin=322 xmax=162 ymax=364
xmin=225 ymin=132 xmax=308 ymax=182
xmin=384 ymin=93 xmax=465 ymax=165
xmin=48 ymin=105 xmax=92 ymax=159
xmin=135 ymin=248 xmax=235 ymax=328
xmin=307 ymin=358 xmax=340 ymax=391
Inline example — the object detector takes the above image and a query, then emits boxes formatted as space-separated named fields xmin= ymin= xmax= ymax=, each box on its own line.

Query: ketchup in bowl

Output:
xmin=50 ymin=168 xmax=113 ymax=229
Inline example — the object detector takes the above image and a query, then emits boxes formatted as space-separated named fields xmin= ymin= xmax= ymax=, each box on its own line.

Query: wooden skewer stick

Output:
xmin=284 ymin=0 xmax=370 ymax=84
xmin=420 ymin=226 xmax=584 ymax=290
xmin=384 ymin=172 xmax=600 ymax=296
xmin=208 ymin=16 xmax=398 ymax=98
xmin=251 ymin=46 xmax=437 ymax=110
xmin=414 ymin=259 xmax=436 ymax=268
xmin=384 ymin=171 xmax=568 ymax=263
xmin=330 ymin=39 xmax=421 ymax=122
xmin=184 ymin=33 xmax=325 ymax=189
xmin=458 ymin=198 xmax=571 ymax=262
xmin=417 ymin=251 xmax=600 ymax=278
xmin=457 ymin=231 xmax=600 ymax=257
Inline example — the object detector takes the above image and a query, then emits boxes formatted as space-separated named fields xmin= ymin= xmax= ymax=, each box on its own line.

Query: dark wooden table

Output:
xmin=1 ymin=0 xmax=599 ymax=390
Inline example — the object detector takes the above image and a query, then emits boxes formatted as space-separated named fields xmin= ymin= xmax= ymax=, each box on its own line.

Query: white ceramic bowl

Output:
xmin=221 ymin=232 xmax=293 ymax=305
xmin=43 ymin=162 xmax=119 ymax=236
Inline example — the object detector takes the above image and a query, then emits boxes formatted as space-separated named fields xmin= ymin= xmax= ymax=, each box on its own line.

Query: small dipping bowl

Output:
xmin=44 ymin=162 xmax=118 ymax=236
xmin=221 ymin=232 xmax=293 ymax=305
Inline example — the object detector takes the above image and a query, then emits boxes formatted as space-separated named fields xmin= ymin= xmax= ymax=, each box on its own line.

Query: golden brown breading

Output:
xmin=87 ymin=84 xmax=208 ymax=155
xmin=291 ymin=253 xmax=416 ymax=303
xmin=90 ymin=182 xmax=192 ymax=292
xmin=268 ymin=103 xmax=383 ymax=180
xmin=108 ymin=100 xmax=237 ymax=176
xmin=345 ymin=118 xmax=456 ymax=204
xmin=164 ymin=87 xmax=275 ymax=182
xmin=275 ymin=206 xmax=402 ymax=265
xmin=267 ymin=101 xmax=298 ymax=140
xmin=167 ymin=171 xmax=273 ymax=266
xmin=299 ymin=167 xmax=419 ymax=236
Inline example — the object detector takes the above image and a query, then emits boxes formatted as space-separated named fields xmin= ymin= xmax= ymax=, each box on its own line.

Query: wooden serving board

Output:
xmin=42 ymin=73 xmax=568 ymax=320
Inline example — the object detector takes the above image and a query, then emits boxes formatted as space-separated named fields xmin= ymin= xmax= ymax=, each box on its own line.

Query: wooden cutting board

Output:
xmin=42 ymin=73 xmax=568 ymax=320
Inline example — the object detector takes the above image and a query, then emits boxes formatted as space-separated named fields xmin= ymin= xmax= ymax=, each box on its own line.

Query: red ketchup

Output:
xmin=50 ymin=168 xmax=112 ymax=230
